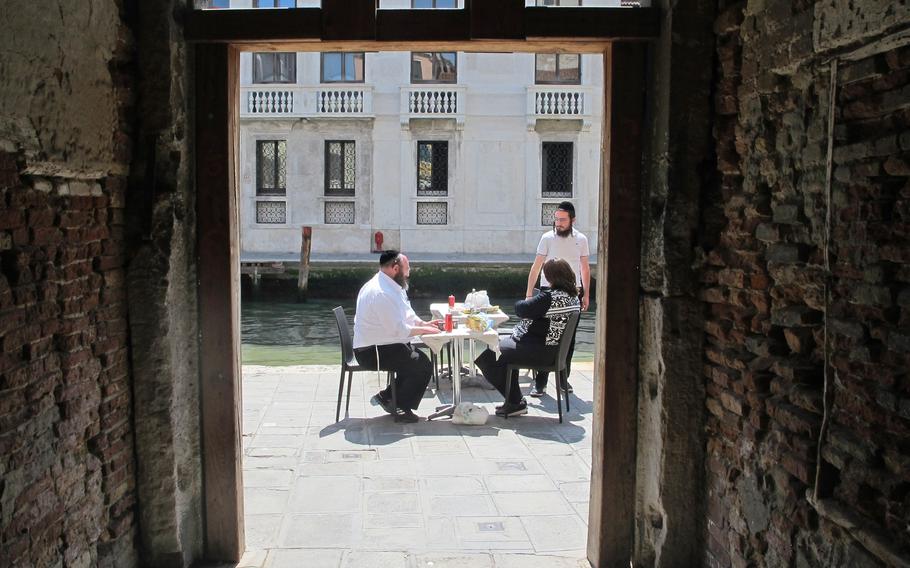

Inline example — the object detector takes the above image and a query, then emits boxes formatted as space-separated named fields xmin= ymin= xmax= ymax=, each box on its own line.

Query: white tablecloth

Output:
xmin=419 ymin=327 xmax=501 ymax=358
xmin=429 ymin=303 xmax=510 ymax=329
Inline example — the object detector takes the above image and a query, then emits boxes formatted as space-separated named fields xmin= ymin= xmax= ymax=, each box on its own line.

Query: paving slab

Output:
xmin=520 ymin=514 xmax=588 ymax=552
xmin=245 ymin=514 xmax=283 ymax=550
xmin=244 ymin=468 xmax=295 ymax=489
xmin=244 ymin=488 xmax=290 ymax=515
xmin=411 ymin=552 xmax=494 ymax=568
xmin=425 ymin=494 xmax=498 ymax=517
xmin=265 ymin=548 xmax=344 ymax=568
xmin=365 ymin=492 xmax=421 ymax=515
xmin=420 ymin=476 xmax=486 ymax=496
xmin=363 ymin=476 xmax=418 ymax=492
xmin=492 ymin=491 xmax=575 ymax=516
xmin=492 ymin=553 xmax=589 ymax=567
xmin=278 ymin=513 xmax=361 ymax=548
xmin=287 ymin=476 xmax=361 ymax=512
xmin=341 ymin=551 xmax=409 ymax=568
xmin=484 ymin=474 xmax=558 ymax=493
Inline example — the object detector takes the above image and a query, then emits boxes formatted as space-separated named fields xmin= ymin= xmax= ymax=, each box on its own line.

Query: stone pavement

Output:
xmin=238 ymin=363 xmax=595 ymax=568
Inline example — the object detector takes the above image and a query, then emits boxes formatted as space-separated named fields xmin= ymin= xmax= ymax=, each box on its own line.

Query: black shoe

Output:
xmin=529 ymin=385 xmax=545 ymax=398
xmin=495 ymin=400 xmax=528 ymax=417
xmin=370 ymin=392 xmax=395 ymax=415
xmin=561 ymin=382 xmax=573 ymax=394
xmin=394 ymin=408 xmax=420 ymax=423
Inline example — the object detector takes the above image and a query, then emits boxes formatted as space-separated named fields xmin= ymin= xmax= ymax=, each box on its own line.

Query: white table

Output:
xmin=419 ymin=326 xmax=501 ymax=420
xmin=429 ymin=303 xmax=510 ymax=329
xmin=430 ymin=303 xmax=509 ymax=376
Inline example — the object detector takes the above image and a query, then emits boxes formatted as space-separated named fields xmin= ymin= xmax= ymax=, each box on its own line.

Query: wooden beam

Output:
xmin=185 ymin=8 xmax=321 ymax=42
xmin=195 ymin=43 xmax=244 ymax=562
xmin=184 ymin=5 xmax=659 ymax=43
xmin=587 ymin=42 xmax=646 ymax=567
xmin=468 ymin=0 xmax=525 ymax=40
xmin=525 ymin=7 xmax=659 ymax=39
xmin=377 ymin=8 xmax=471 ymax=41
xmin=322 ymin=0 xmax=375 ymax=41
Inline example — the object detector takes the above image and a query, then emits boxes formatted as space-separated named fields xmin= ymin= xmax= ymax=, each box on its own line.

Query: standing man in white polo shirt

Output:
xmin=525 ymin=201 xmax=590 ymax=396
xmin=353 ymin=250 xmax=441 ymax=423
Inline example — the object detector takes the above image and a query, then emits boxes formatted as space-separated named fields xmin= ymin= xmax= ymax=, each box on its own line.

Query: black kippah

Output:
xmin=557 ymin=201 xmax=575 ymax=218
xmin=379 ymin=249 xmax=400 ymax=266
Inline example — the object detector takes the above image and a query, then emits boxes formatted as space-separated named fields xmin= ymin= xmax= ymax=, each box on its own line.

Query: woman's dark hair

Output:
xmin=542 ymin=258 xmax=578 ymax=297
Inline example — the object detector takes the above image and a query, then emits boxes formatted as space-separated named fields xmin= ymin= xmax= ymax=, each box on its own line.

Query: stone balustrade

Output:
xmin=241 ymin=85 xmax=374 ymax=118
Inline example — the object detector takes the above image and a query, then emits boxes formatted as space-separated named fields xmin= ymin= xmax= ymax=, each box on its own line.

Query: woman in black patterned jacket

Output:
xmin=475 ymin=258 xmax=581 ymax=417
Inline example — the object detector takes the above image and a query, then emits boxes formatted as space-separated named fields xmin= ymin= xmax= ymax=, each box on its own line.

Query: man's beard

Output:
xmin=394 ymin=270 xmax=409 ymax=291
xmin=554 ymin=221 xmax=573 ymax=237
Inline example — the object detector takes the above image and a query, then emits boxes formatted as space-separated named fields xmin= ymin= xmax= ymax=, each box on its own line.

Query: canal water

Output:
xmin=241 ymin=297 xmax=597 ymax=366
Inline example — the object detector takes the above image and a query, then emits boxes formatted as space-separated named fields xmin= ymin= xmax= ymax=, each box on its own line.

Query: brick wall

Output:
xmin=0 ymin=164 xmax=136 ymax=566
xmin=704 ymin=0 xmax=910 ymax=565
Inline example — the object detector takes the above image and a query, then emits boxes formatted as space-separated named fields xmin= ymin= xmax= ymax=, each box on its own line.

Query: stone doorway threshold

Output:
xmin=237 ymin=363 xmax=595 ymax=568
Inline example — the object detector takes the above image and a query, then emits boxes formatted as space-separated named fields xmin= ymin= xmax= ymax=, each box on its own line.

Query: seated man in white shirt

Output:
xmin=353 ymin=250 xmax=441 ymax=423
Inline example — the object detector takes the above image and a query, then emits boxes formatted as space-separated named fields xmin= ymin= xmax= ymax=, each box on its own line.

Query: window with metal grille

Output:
xmin=256 ymin=140 xmax=287 ymax=195
xmin=253 ymin=52 xmax=296 ymax=83
xmin=535 ymin=54 xmax=581 ymax=84
xmin=410 ymin=52 xmax=457 ymax=83
xmin=256 ymin=201 xmax=286 ymax=224
xmin=325 ymin=141 xmax=355 ymax=196
xmin=542 ymin=142 xmax=573 ymax=197
xmin=417 ymin=141 xmax=448 ymax=196
xmin=321 ymin=52 xmax=365 ymax=83
xmin=536 ymin=0 xmax=581 ymax=5
xmin=324 ymin=201 xmax=355 ymax=224
xmin=417 ymin=202 xmax=447 ymax=225
xmin=254 ymin=0 xmax=295 ymax=6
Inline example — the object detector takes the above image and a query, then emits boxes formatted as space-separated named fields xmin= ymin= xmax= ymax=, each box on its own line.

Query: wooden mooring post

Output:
xmin=297 ymin=226 xmax=312 ymax=302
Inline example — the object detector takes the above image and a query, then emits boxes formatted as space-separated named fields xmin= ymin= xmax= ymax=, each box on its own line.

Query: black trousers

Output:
xmin=354 ymin=343 xmax=432 ymax=411
xmin=535 ymin=286 xmax=582 ymax=389
xmin=475 ymin=337 xmax=557 ymax=404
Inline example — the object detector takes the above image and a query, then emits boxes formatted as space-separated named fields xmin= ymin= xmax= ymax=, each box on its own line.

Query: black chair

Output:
xmin=503 ymin=311 xmax=580 ymax=424
xmin=332 ymin=306 xmax=397 ymax=422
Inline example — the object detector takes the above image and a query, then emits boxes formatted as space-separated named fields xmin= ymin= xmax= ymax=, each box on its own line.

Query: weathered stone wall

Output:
xmin=634 ymin=0 xmax=715 ymax=565
xmin=126 ymin=0 xmax=204 ymax=565
xmin=0 ymin=2 xmax=138 ymax=566
xmin=703 ymin=0 xmax=910 ymax=565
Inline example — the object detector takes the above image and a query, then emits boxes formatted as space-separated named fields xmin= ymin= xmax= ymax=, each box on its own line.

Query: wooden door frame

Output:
xmin=192 ymin=4 xmax=653 ymax=564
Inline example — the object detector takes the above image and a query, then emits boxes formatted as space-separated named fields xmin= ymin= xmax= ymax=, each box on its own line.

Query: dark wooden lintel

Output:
xmin=184 ymin=4 xmax=659 ymax=43
xmin=525 ymin=6 xmax=659 ymax=39
xmin=376 ymin=9 xmax=471 ymax=42
xmin=185 ymin=8 xmax=321 ymax=42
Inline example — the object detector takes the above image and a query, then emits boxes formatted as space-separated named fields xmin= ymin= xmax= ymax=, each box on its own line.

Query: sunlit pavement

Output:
xmin=238 ymin=362 xmax=595 ymax=568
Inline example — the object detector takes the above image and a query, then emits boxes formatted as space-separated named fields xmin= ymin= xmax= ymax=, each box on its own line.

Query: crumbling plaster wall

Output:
xmin=1 ymin=0 xmax=204 ymax=566
xmin=702 ymin=0 xmax=910 ymax=566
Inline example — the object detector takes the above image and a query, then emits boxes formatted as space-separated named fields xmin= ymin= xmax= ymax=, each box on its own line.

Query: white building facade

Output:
xmin=237 ymin=42 xmax=603 ymax=258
